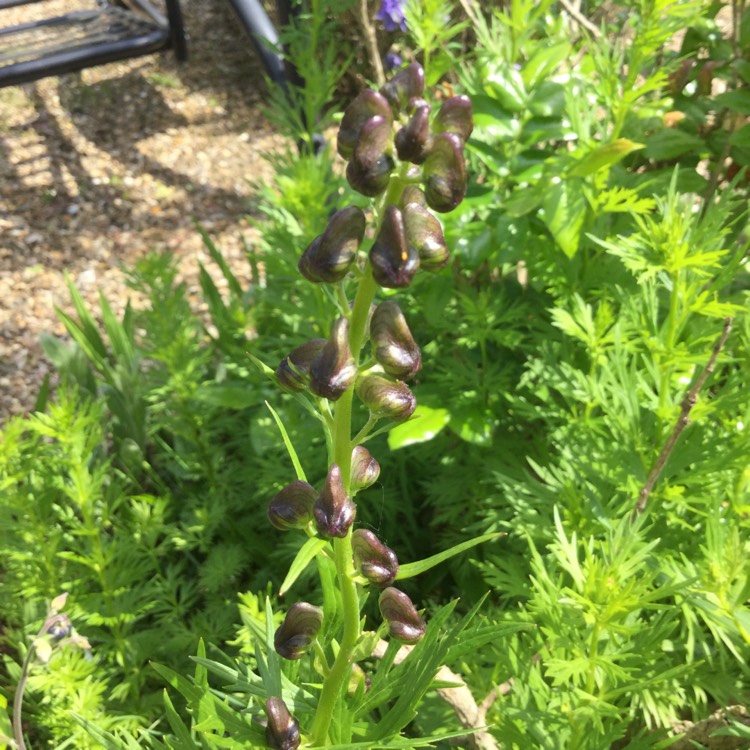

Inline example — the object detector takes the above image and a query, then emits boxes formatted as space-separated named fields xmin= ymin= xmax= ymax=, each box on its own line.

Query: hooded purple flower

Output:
xmin=377 ymin=0 xmax=406 ymax=32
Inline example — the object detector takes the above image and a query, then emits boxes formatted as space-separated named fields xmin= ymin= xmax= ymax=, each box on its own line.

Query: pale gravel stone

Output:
xmin=0 ymin=0 xmax=287 ymax=423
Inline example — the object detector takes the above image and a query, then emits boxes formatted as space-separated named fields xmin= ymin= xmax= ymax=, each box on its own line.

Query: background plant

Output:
xmin=2 ymin=1 xmax=749 ymax=749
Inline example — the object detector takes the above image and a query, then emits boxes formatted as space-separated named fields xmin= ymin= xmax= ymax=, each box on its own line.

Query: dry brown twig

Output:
xmin=372 ymin=639 xmax=512 ymax=750
xmin=634 ymin=316 xmax=734 ymax=516
xmin=560 ymin=0 xmax=603 ymax=39
xmin=354 ymin=0 xmax=385 ymax=87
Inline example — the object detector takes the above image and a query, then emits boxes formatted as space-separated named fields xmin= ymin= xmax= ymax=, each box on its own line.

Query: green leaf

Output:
xmin=522 ymin=42 xmax=571 ymax=89
xmin=568 ymin=139 xmax=645 ymax=177
xmin=387 ymin=405 xmax=451 ymax=450
xmin=194 ymin=383 xmax=259 ymax=409
xmin=644 ymin=129 xmax=705 ymax=160
xmin=729 ymin=124 xmax=750 ymax=148
xmin=265 ymin=400 xmax=307 ymax=482
xmin=448 ymin=405 xmax=497 ymax=445
xmin=527 ymin=80 xmax=566 ymax=118
xmin=713 ymin=89 xmax=750 ymax=114
xmin=326 ymin=727 xmax=490 ymax=748
xmin=542 ymin=179 xmax=587 ymax=258
xmin=484 ymin=63 xmax=527 ymax=112
xmin=196 ymin=222 xmax=244 ymax=300
xmin=397 ymin=532 xmax=503 ymax=580
xmin=504 ymin=182 xmax=548 ymax=217
xmin=279 ymin=537 xmax=329 ymax=596
xmin=71 ymin=715 xmax=148 ymax=750
xmin=162 ymin=690 xmax=199 ymax=749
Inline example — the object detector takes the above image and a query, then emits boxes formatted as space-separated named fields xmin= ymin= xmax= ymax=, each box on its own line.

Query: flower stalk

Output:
xmin=266 ymin=61 xmax=472 ymax=748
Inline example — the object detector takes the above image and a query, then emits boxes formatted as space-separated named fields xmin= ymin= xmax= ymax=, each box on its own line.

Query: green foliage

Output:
xmin=2 ymin=1 xmax=750 ymax=748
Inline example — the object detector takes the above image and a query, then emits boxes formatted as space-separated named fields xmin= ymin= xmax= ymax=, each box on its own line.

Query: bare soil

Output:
xmin=0 ymin=0 xmax=287 ymax=422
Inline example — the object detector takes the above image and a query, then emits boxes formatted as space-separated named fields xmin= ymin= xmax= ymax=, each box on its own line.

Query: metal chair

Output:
xmin=0 ymin=0 xmax=187 ymax=88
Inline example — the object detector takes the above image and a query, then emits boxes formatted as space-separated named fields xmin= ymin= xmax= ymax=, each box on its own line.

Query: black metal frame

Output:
xmin=0 ymin=0 xmax=307 ymax=139
xmin=225 ymin=0 xmax=290 ymax=89
xmin=0 ymin=0 xmax=186 ymax=88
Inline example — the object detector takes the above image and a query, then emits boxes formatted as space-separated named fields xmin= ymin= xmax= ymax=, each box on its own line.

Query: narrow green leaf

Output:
xmin=387 ymin=405 xmax=451 ymax=450
xmin=279 ymin=537 xmax=329 ymax=596
xmin=71 ymin=715 xmax=143 ymax=750
xmin=64 ymin=274 xmax=107 ymax=360
xmin=265 ymin=400 xmax=307 ymax=482
xmin=196 ymin=222 xmax=244 ymax=299
xmin=262 ymin=596 xmax=282 ymax=698
xmin=568 ymin=139 xmax=645 ymax=177
xmin=397 ymin=533 xmax=503 ymax=581
xmin=247 ymin=353 xmax=276 ymax=378
xmin=326 ymin=726 xmax=489 ymax=748
xmin=194 ymin=639 xmax=208 ymax=690
xmin=99 ymin=292 xmax=133 ymax=364
xmin=162 ymin=690 xmax=198 ymax=748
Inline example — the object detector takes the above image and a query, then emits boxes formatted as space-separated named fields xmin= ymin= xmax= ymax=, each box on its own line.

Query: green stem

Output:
xmin=309 ymin=165 xmax=409 ymax=746
xmin=310 ymin=533 xmax=360 ymax=745
xmin=310 ymin=267 xmax=378 ymax=746
xmin=12 ymin=644 xmax=33 ymax=750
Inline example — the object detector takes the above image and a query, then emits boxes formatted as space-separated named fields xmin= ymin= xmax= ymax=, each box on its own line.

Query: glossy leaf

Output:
xmin=387 ymin=405 xmax=451 ymax=449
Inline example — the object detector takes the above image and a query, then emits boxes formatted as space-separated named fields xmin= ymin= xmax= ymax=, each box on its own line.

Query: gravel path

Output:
xmin=0 ymin=0 xmax=286 ymax=422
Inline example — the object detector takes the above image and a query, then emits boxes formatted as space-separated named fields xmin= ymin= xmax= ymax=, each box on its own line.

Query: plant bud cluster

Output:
xmin=265 ymin=63 xmax=472 ymax=743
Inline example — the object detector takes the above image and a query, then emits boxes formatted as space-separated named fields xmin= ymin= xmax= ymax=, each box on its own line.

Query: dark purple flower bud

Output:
xmin=274 ymin=602 xmax=323 ymax=660
xmin=352 ymin=529 xmax=399 ymax=586
xmin=370 ymin=300 xmax=421 ymax=380
xmin=356 ymin=373 xmax=416 ymax=421
xmin=346 ymin=115 xmax=396 ymax=197
xmin=350 ymin=445 xmax=380 ymax=492
xmin=380 ymin=62 xmax=424 ymax=114
xmin=268 ymin=480 xmax=317 ymax=530
xmin=310 ymin=318 xmax=357 ymax=401
xmin=422 ymin=132 xmax=467 ymax=213
xmin=264 ymin=697 xmax=301 ymax=750
xmin=369 ymin=206 xmax=420 ymax=289
xmin=379 ymin=587 xmax=426 ymax=644
xmin=434 ymin=95 xmax=474 ymax=142
xmin=401 ymin=185 xmax=427 ymax=208
xmin=395 ymin=104 xmax=432 ymax=164
xmin=298 ymin=206 xmax=366 ymax=283
xmin=338 ymin=89 xmax=393 ymax=160
xmin=276 ymin=339 xmax=327 ymax=392
xmin=313 ymin=464 xmax=356 ymax=538
xmin=402 ymin=201 xmax=450 ymax=271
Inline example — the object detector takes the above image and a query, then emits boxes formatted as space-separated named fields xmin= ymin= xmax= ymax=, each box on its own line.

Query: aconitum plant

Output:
xmin=261 ymin=62 xmax=477 ymax=748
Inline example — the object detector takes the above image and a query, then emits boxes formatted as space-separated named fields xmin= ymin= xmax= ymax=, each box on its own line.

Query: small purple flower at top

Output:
xmin=377 ymin=0 xmax=407 ymax=32
xmin=384 ymin=50 xmax=403 ymax=71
